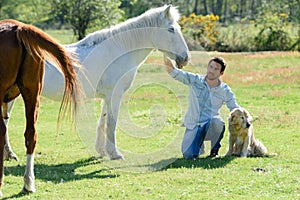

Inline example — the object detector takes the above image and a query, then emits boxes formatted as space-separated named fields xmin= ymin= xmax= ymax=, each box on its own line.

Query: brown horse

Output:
xmin=0 ymin=19 xmax=82 ymax=196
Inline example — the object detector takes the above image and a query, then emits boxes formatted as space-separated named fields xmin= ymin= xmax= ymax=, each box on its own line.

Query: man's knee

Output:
xmin=210 ymin=117 xmax=225 ymax=133
xmin=206 ymin=117 xmax=225 ymax=141
xmin=211 ymin=117 xmax=225 ymax=128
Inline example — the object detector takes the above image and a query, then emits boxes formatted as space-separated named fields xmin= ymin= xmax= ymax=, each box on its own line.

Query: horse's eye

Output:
xmin=168 ymin=27 xmax=175 ymax=33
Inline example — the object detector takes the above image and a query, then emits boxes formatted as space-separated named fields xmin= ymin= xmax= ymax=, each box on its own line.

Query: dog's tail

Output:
xmin=250 ymin=139 xmax=268 ymax=157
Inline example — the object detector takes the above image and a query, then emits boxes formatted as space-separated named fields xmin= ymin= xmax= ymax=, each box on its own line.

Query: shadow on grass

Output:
xmin=92 ymin=156 xmax=238 ymax=172
xmin=2 ymin=191 xmax=28 ymax=200
xmin=148 ymin=156 xmax=237 ymax=171
xmin=3 ymin=156 xmax=237 ymax=198
xmin=5 ymin=157 xmax=118 ymax=184
xmin=3 ymin=157 xmax=119 ymax=199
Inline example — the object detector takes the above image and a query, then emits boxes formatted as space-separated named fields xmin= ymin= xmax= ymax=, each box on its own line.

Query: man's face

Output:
xmin=206 ymin=61 xmax=223 ymax=81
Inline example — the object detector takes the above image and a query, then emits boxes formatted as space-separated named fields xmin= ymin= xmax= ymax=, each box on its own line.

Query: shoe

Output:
xmin=208 ymin=149 xmax=219 ymax=158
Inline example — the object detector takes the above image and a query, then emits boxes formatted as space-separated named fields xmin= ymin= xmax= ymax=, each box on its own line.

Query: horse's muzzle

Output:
xmin=175 ymin=53 xmax=190 ymax=69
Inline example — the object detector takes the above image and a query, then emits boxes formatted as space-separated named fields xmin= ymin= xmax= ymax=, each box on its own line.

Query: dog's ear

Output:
xmin=229 ymin=109 xmax=237 ymax=123
xmin=229 ymin=115 xmax=235 ymax=124
xmin=243 ymin=108 xmax=253 ymax=123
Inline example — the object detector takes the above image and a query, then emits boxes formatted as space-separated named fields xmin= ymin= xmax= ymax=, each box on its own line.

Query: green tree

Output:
xmin=0 ymin=0 xmax=51 ymax=25
xmin=51 ymin=0 xmax=124 ymax=40
xmin=254 ymin=5 xmax=292 ymax=51
xmin=120 ymin=0 xmax=183 ymax=18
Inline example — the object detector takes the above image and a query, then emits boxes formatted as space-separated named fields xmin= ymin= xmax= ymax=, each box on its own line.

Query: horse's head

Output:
xmin=152 ymin=5 xmax=191 ymax=69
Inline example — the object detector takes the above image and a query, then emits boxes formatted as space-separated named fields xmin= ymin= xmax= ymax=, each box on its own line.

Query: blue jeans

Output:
xmin=181 ymin=117 xmax=225 ymax=159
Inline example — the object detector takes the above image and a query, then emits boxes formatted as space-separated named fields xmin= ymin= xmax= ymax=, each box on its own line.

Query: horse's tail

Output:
xmin=15 ymin=20 xmax=83 ymax=127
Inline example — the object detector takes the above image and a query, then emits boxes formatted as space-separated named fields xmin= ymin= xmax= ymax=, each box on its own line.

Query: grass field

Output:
xmin=2 ymin=51 xmax=300 ymax=199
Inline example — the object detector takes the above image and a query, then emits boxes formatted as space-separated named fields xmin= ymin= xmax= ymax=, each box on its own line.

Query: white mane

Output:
xmin=71 ymin=5 xmax=180 ymax=48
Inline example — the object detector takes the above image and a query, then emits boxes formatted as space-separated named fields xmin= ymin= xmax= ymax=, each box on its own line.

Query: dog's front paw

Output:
xmin=240 ymin=153 xmax=247 ymax=158
xmin=225 ymin=152 xmax=232 ymax=156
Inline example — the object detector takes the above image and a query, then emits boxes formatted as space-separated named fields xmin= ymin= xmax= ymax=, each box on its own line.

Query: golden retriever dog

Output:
xmin=226 ymin=108 xmax=268 ymax=157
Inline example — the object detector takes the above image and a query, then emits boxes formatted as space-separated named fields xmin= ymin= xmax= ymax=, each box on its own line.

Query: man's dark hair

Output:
xmin=209 ymin=57 xmax=227 ymax=73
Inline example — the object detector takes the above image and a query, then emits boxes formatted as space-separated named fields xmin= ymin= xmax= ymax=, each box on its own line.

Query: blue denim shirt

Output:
xmin=169 ymin=68 xmax=239 ymax=129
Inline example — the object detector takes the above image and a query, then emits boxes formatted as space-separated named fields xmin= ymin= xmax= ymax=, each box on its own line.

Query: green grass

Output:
xmin=45 ymin=29 xmax=77 ymax=44
xmin=3 ymin=51 xmax=300 ymax=199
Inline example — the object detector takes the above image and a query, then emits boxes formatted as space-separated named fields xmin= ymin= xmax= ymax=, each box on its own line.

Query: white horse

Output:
xmin=4 ymin=5 xmax=190 ymax=160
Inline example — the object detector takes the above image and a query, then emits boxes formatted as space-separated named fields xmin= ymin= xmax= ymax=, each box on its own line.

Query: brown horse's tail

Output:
xmin=15 ymin=20 xmax=82 ymax=127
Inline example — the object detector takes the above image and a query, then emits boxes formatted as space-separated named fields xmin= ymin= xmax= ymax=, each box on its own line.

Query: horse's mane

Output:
xmin=71 ymin=5 xmax=180 ymax=48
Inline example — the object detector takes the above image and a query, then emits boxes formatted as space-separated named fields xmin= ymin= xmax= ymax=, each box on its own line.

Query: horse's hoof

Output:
xmin=110 ymin=154 xmax=124 ymax=160
xmin=22 ymin=186 xmax=36 ymax=194
xmin=4 ymin=150 xmax=19 ymax=161
xmin=95 ymin=145 xmax=107 ymax=158
xmin=0 ymin=190 xmax=2 ymax=197
xmin=5 ymin=152 xmax=19 ymax=161
xmin=23 ymin=176 xmax=36 ymax=194
xmin=96 ymin=155 xmax=105 ymax=159
xmin=96 ymin=151 xmax=107 ymax=159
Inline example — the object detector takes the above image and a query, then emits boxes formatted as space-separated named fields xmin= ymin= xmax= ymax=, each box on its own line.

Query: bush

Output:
xmin=179 ymin=12 xmax=298 ymax=52
xmin=254 ymin=12 xmax=292 ymax=51
xmin=179 ymin=13 xmax=220 ymax=51
xmin=216 ymin=24 xmax=258 ymax=52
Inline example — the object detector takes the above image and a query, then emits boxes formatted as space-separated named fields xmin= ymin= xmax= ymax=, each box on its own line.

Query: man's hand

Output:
xmin=163 ymin=54 xmax=175 ymax=73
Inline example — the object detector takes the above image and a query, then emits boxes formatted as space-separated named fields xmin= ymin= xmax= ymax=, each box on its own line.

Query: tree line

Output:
xmin=121 ymin=0 xmax=300 ymax=23
xmin=0 ymin=0 xmax=299 ymax=51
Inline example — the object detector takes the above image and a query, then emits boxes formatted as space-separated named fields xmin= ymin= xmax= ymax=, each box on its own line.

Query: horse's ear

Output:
xmin=163 ymin=5 xmax=172 ymax=19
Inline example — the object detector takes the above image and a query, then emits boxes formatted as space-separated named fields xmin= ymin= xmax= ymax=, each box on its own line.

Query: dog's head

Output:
xmin=229 ymin=108 xmax=253 ymax=129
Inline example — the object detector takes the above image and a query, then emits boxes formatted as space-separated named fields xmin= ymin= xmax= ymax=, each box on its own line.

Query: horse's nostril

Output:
xmin=184 ymin=53 xmax=191 ymax=62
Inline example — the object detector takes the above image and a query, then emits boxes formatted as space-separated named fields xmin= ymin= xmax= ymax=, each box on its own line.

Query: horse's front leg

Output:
xmin=105 ymin=96 xmax=124 ymax=160
xmin=95 ymin=101 xmax=108 ymax=158
xmin=4 ymin=101 xmax=19 ymax=161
